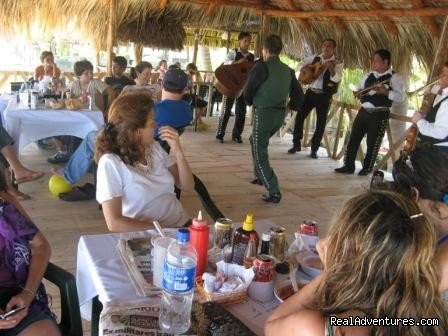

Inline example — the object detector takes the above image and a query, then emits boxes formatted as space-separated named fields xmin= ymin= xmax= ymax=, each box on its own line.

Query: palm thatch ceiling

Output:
xmin=2 ymin=0 xmax=448 ymax=71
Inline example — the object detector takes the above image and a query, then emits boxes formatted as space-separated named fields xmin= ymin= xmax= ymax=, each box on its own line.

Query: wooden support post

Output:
xmin=192 ymin=29 xmax=200 ymax=64
xmin=428 ymin=16 xmax=448 ymax=81
xmin=225 ymin=30 xmax=231 ymax=54
xmin=134 ymin=43 xmax=143 ymax=64
xmin=106 ymin=0 xmax=117 ymax=77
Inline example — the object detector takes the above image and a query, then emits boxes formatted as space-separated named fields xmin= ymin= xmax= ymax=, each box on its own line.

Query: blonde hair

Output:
xmin=94 ymin=91 xmax=154 ymax=165
xmin=319 ymin=190 xmax=448 ymax=335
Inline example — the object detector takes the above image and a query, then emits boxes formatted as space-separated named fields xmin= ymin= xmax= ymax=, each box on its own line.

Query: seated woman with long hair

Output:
xmin=265 ymin=189 xmax=448 ymax=336
xmin=122 ymin=61 xmax=161 ymax=102
xmin=392 ymin=144 xmax=448 ymax=296
xmin=94 ymin=91 xmax=194 ymax=232
xmin=0 ymin=170 xmax=60 ymax=336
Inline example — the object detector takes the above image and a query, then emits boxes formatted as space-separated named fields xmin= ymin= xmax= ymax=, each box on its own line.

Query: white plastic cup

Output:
xmin=248 ymin=280 xmax=275 ymax=303
xmin=152 ymin=236 xmax=175 ymax=288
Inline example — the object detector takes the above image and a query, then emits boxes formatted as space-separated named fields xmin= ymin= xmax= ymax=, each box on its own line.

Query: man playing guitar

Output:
xmin=288 ymin=38 xmax=343 ymax=158
xmin=216 ymin=32 xmax=254 ymax=143
xmin=335 ymin=49 xmax=405 ymax=176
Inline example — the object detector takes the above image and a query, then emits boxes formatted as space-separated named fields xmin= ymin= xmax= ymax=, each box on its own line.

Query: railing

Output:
xmin=279 ymin=100 xmax=412 ymax=171
xmin=0 ymin=70 xmax=107 ymax=91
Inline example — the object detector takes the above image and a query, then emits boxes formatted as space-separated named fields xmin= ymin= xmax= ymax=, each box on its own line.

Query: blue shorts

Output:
xmin=0 ymin=286 xmax=57 ymax=336
xmin=0 ymin=305 xmax=57 ymax=336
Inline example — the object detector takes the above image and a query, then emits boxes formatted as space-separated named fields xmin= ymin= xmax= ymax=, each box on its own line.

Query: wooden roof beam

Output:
xmin=262 ymin=7 xmax=448 ymax=19
xmin=286 ymin=0 xmax=311 ymax=31
xmin=367 ymin=0 xmax=398 ymax=35
xmin=160 ymin=0 xmax=168 ymax=10
xmin=320 ymin=0 xmax=346 ymax=32
xmin=206 ymin=1 xmax=220 ymax=16
xmin=412 ymin=0 xmax=440 ymax=37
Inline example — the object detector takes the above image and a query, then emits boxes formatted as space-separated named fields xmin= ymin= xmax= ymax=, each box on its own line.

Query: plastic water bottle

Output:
xmin=159 ymin=229 xmax=197 ymax=334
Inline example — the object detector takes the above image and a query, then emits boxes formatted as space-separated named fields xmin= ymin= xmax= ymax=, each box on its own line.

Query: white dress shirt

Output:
xmin=297 ymin=54 xmax=344 ymax=90
xmin=357 ymin=68 xmax=405 ymax=108
xmin=224 ymin=48 xmax=253 ymax=65
xmin=417 ymin=84 xmax=448 ymax=147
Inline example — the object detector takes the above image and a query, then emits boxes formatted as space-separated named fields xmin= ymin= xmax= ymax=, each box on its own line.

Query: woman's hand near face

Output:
xmin=158 ymin=126 xmax=182 ymax=153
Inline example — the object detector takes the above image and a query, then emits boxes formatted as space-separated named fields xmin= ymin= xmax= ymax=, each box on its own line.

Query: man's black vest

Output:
xmin=311 ymin=56 xmax=339 ymax=96
xmin=235 ymin=49 xmax=255 ymax=63
xmin=360 ymin=72 xmax=394 ymax=107
xmin=418 ymin=95 xmax=448 ymax=145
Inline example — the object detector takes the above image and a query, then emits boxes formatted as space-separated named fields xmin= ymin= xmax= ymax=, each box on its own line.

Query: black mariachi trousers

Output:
xmin=344 ymin=107 xmax=390 ymax=171
xmin=216 ymin=94 xmax=247 ymax=138
xmin=292 ymin=90 xmax=332 ymax=152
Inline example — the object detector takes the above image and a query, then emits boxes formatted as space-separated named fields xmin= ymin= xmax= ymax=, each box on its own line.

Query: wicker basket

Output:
xmin=196 ymin=278 xmax=248 ymax=306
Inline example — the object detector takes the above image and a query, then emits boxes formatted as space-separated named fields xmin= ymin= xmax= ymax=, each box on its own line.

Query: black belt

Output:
xmin=361 ymin=107 xmax=390 ymax=113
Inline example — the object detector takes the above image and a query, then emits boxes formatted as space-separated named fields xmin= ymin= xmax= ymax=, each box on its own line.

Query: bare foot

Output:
xmin=13 ymin=168 xmax=44 ymax=183
xmin=51 ymin=167 xmax=64 ymax=177
xmin=7 ymin=188 xmax=31 ymax=201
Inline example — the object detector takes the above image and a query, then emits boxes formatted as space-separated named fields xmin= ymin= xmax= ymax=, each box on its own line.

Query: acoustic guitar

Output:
xmin=214 ymin=61 xmax=253 ymax=99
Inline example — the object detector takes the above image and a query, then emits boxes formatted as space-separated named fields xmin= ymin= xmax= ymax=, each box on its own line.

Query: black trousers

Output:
xmin=344 ymin=107 xmax=390 ymax=171
xmin=216 ymin=94 xmax=247 ymax=138
xmin=292 ymin=90 xmax=332 ymax=152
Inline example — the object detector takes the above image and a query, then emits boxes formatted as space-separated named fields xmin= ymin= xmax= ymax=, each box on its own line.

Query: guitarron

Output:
xmin=214 ymin=62 xmax=253 ymax=99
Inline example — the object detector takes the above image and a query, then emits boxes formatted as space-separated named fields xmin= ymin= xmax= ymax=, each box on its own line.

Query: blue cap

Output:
xmin=177 ymin=228 xmax=190 ymax=243
xmin=162 ymin=68 xmax=188 ymax=92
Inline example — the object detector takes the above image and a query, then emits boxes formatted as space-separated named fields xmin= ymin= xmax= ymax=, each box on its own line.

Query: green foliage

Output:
xmin=334 ymin=68 xmax=364 ymax=105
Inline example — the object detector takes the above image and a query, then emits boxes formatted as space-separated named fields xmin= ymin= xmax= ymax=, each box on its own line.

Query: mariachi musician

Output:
xmin=411 ymin=62 xmax=448 ymax=153
xmin=216 ymin=32 xmax=254 ymax=144
xmin=335 ymin=49 xmax=405 ymax=176
xmin=288 ymin=38 xmax=343 ymax=158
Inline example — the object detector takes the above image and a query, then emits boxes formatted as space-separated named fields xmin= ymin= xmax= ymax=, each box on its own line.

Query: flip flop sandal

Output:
xmin=15 ymin=172 xmax=45 ymax=184
xmin=59 ymin=183 xmax=95 ymax=202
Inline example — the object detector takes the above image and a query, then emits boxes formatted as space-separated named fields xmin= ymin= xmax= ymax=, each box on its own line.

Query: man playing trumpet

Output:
xmin=411 ymin=62 xmax=448 ymax=152
xmin=288 ymin=38 xmax=343 ymax=158
xmin=335 ymin=49 xmax=405 ymax=175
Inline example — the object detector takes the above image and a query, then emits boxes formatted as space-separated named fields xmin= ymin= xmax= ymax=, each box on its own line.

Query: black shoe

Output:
xmin=250 ymin=178 xmax=263 ymax=185
xmin=334 ymin=165 xmax=355 ymax=174
xmin=232 ymin=136 xmax=243 ymax=143
xmin=287 ymin=144 xmax=301 ymax=154
xmin=358 ymin=168 xmax=372 ymax=176
xmin=47 ymin=151 xmax=70 ymax=164
xmin=262 ymin=193 xmax=282 ymax=203
xmin=216 ymin=135 xmax=224 ymax=143
xmin=59 ymin=183 xmax=95 ymax=202
xmin=310 ymin=151 xmax=318 ymax=159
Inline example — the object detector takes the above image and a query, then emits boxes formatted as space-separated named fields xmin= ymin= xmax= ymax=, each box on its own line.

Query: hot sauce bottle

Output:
xmin=189 ymin=210 xmax=209 ymax=277
xmin=231 ymin=213 xmax=259 ymax=265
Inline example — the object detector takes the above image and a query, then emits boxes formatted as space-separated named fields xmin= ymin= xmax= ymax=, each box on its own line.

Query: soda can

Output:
xmin=298 ymin=220 xmax=319 ymax=236
xmin=213 ymin=218 xmax=233 ymax=249
xmin=269 ymin=226 xmax=286 ymax=262
xmin=253 ymin=254 xmax=275 ymax=282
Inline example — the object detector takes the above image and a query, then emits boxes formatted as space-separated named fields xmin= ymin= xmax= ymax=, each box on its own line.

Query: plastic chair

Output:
xmin=44 ymin=262 xmax=83 ymax=336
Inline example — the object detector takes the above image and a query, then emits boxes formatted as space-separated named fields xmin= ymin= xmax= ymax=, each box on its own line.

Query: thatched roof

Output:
xmin=2 ymin=0 xmax=448 ymax=70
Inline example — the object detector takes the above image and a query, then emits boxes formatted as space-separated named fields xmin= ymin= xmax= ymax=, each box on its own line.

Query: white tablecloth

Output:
xmin=76 ymin=219 xmax=311 ymax=336
xmin=3 ymin=99 xmax=104 ymax=152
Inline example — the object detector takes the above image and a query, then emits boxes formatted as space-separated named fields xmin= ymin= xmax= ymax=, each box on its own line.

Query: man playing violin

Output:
xmin=216 ymin=32 xmax=254 ymax=144
xmin=335 ymin=49 xmax=405 ymax=175
xmin=288 ymin=38 xmax=343 ymax=158
xmin=411 ymin=62 xmax=448 ymax=153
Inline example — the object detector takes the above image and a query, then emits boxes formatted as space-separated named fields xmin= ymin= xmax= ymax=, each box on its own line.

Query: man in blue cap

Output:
xmin=52 ymin=68 xmax=193 ymax=201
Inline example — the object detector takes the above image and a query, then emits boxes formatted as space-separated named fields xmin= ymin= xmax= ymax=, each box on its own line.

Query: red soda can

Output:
xmin=298 ymin=220 xmax=318 ymax=236
xmin=253 ymin=255 xmax=275 ymax=282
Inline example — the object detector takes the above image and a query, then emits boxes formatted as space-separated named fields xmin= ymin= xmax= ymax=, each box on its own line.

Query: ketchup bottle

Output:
xmin=189 ymin=210 xmax=209 ymax=277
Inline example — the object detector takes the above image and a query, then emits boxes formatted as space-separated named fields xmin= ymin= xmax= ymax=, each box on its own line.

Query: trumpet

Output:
xmin=353 ymin=78 xmax=391 ymax=98
xmin=406 ymin=78 xmax=439 ymax=98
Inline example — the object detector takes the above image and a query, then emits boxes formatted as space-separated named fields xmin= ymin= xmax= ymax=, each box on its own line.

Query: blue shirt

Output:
xmin=155 ymin=99 xmax=193 ymax=129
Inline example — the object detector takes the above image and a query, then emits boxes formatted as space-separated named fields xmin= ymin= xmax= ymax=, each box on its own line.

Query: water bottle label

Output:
xmin=162 ymin=263 xmax=196 ymax=293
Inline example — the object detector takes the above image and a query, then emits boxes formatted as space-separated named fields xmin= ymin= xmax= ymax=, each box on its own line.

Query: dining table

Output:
xmin=76 ymin=219 xmax=313 ymax=336
xmin=1 ymin=95 xmax=104 ymax=153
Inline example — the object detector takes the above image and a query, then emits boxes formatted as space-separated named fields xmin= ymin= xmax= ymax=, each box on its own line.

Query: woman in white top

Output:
xmin=94 ymin=91 xmax=194 ymax=231
xmin=122 ymin=61 xmax=162 ymax=102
